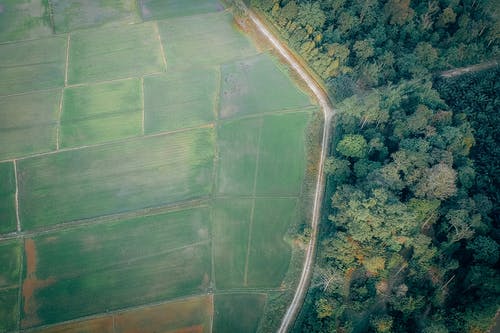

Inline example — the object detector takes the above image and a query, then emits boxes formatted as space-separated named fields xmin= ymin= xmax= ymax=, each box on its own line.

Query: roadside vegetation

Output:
xmin=250 ymin=0 xmax=499 ymax=332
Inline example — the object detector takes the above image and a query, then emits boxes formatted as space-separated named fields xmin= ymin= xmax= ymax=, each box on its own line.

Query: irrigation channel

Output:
xmin=234 ymin=2 xmax=335 ymax=331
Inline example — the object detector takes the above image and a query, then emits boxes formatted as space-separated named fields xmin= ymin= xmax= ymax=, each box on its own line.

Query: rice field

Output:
xmin=0 ymin=1 xmax=320 ymax=331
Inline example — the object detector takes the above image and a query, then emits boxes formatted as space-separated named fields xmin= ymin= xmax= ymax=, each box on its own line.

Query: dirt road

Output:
xmin=236 ymin=3 xmax=334 ymax=332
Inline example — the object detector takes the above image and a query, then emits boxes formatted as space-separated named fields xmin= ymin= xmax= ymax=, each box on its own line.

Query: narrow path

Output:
xmin=235 ymin=3 xmax=334 ymax=332
xmin=440 ymin=59 xmax=498 ymax=78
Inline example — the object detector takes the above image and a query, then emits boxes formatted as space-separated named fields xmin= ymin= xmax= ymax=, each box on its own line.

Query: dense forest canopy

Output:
xmin=248 ymin=0 xmax=499 ymax=332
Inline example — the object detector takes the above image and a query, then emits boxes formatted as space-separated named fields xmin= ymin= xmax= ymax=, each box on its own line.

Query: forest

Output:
xmin=248 ymin=0 xmax=499 ymax=332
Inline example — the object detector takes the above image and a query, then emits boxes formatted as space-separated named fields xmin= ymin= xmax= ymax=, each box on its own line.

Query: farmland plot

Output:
xmin=0 ymin=89 xmax=60 ymax=160
xmin=213 ymin=293 xmax=267 ymax=333
xmin=158 ymin=11 xmax=258 ymax=70
xmin=60 ymin=78 xmax=142 ymax=147
xmin=0 ymin=162 xmax=17 ymax=233
xmin=0 ymin=239 xmax=22 ymax=332
xmin=144 ymin=69 xmax=217 ymax=134
xmin=21 ymin=207 xmax=211 ymax=327
xmin=18 ymin=129 xmax=214 ymax=230
xmin=0 ymin=0 xmax=52 ymax=42
xmin=50 ymin=0 xmax=140 ymax=33
xmin=140 ymin=0 xmax=222 ymax=21
xmin=0 ymin=37 xmax=66 ymax=95
xmin=68 ymin=22 xmax=164 ymax=84
xmin=219 ymin=53 xmax=311 ymax=119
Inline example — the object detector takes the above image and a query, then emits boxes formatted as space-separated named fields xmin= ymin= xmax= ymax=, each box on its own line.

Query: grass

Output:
xmin=158 ymin=11 xmax=258 ymax=71
xmin=0 ymin=162 xmax=17 ymax=234
xmin=140 ymin=0 xmax=222 ymax=20
xmin=114 ymin=295 xmax=212 ymax=333
xmin=60 ymin=78 xmax=142 ymax=148
xmin=213 ymin=199 xmax=252 ymax=289
xmin=0 ymin=239 xmax=22 ymax=332
xmin=216 ymin=117 xmax=261 ymax=195
xmin=0 ymin=36 xmax=66 ymax=96
xmin=0 ymin=89 xmax=60 ymax=160
xmin=247 ymin=198 xmax=297 ymax=287
xmin=31 ymin=317 xmax=113 ymax=333
xmin=219 ymin=53 xmax=312 ymax=119
xmin=51 ymin=0 xmax=140 ymax=33
xmin=68 ymin=22 xmax=164 ymax=84
xmin=0 ymin=288 xmax=19 ymax=332
xmin=18 ymin=128 xmax=215 ymax=230
xmin=255 ymin=112 xmax=311 ymax=196
xmin=0 ymin=0 xmax=53 ymax=42
xmin=213 ymin=293 xmax=267 ymax=333
xmin=22 ymin=207 xmax=212 ymax=327
xmin=144 ymin=69 xmax=217 ymax=134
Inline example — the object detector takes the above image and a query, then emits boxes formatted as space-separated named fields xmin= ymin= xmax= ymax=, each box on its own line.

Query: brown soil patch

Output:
xmin=21 ymin=238 xmax=55 ymax=329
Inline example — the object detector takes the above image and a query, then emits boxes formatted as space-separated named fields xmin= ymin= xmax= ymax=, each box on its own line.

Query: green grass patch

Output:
xmin=51 ymin=0 xmax=140 ymax=33
xmin=32 ymin=317 xmax=113 ymax=333
xmin=0 ymin=239 xmax=22 ymax=287
xmin=247 ymin=198 xmax=297 ymax=288
xmin=68 ymin=22 xmax=164 ymax=84
xmin=60 ymin=79 xmax=142 ymax=148
xmin=213 ymin=293 xmax=267 ymax=333
xmin=216 ymin=117 xmax=261 ymax=195
xmin=144 ymin=69 xmax=217 ymax=134
xmin=115 ymin=295 xmax=212 ymax=333
xmin=0 ymin=36 xmax=66 ymax=95
xmin=213 ymin=199 xmax=252 ymax=289
xmin=23 ymin=207 xmax=211 ymax=327
xmin=0 ymin=162 xmax=17 ymax=234
xmin=219 ymin=53 xmax=312 ymax=119
xmin=18 ymin=128 xmax=215 ymax=230
xmin=0 ymin=89 xmax=60 ymax=160
xmin=255 ymin=112 xmax=311 ymax=196
xmin=158 ymin=11 xmax=257 ymax=71
xmin=140 ymin=0 xmax=222 ymax=20
xmin=0 ymin=288 xmax=19 ymax=332
xmin=0 ymin=0 xmax=53 ymax=42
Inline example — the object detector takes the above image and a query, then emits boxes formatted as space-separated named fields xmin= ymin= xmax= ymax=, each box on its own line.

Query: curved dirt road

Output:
xmin=237 ymin=4 xmax=334 ymax=332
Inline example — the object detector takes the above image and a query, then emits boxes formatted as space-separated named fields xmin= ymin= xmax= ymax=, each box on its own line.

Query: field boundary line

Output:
xmin=141 ymin=76 xmax=145 ymax=135
xmin=209 ymin=294 xmax=214 ymax=333
xmin=13 ymin=160 xmax=21 ymax=233
xmin=66 ymin=76 xmax=140 ymax=89
xmin=112 ymin=315 xmax=116 ymax=333
xmin=0 ymin=198 xmax=211 ymax=242
xmin=154 ymin=21 xmax=167 ymax=71
xmin=64 ymin=34 xmax=71 ymax=86
xmin=243 ymin=117 xmax=263 ymax=286
xmin=0 ymin=87 xmax=62 ymax=99
xmin=17 ymin=238 xmax=25 ymax=332
xmin=3 ymin=123 xmax=215 ymax=163
xmin=56 ymin=88 xmax=64 ymax=150
xmin=218 ymin=106 xmax=316 ymax=124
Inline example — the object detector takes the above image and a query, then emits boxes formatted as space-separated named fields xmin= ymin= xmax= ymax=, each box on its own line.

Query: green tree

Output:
xmin=336 ymin=134 xmax=368 ymax=159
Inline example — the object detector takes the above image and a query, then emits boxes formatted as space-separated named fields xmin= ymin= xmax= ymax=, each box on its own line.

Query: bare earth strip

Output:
xmin=440 ymin=59 xmax=499 ymax=78
xmin=13 ymin=160 xmax=21 ymax=233
xmin=234 ymin=2 xmax=334 ymax=332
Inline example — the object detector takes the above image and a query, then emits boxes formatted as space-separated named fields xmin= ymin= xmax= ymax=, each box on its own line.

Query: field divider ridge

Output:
xmin=141 ymin=76 xmax=145 ymax=135
xmin=0 ymin=198 xmax=211 ymax=242
xmin=3 ymin=122 xmax=215 ymax=163
xmin=64 ymin=34 xmax=71 ymax=86
xmin=154 ymin=21 xmax=168 ymax=71
xmin=17 ymin=238 xmax=25 ymax=332
xmin=13 ymin=160 xmax=21 ymax=233
xmin=243 ymin=117 xmax=263 ymax=287
xmin=55 ymin=88 xmax=64 ymax=150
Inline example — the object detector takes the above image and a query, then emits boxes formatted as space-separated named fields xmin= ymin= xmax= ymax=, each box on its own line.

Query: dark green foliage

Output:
xmin=251 ymin=0 xmax=499 ymax=97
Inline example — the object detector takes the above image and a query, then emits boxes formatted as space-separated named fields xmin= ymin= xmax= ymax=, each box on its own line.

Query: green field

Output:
xmin=0 ymin=162 xmax=17 ymax=234
xmin=51 ymin=0 xmax=140 ymax=33
xmin=220 ymin=53 xmax=312 ymax=119
xmin=22 ymin=207 xmax=211 ymax=327
xmin=18 ymin=129 xmax=214 ymax=230
xmin=213 ymin=293 xmax=267 ymax=333
xmin=0 ymin=2 xmax=320 ymax=331
xmin=61 ymin=78 xmax=142 ymax=147
xmin=68 ymin=22 xmax=164 ymax=84
xmin=0 ymin=36 xmax=66 ymax=96
xmin=144 ymin=69 xmax=217 ymax=134
xmin=0 ymin=240 xmax=22 ymax=332
xmin=0 ymin=0 xmax=52 ymax=42
xmin=0 ymin=90 xmax=60 ymax=160
xmin=158 ymin=11 xmax=258 ymax=70
xmin=140 ymin=0 xmax=222 ymax=20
